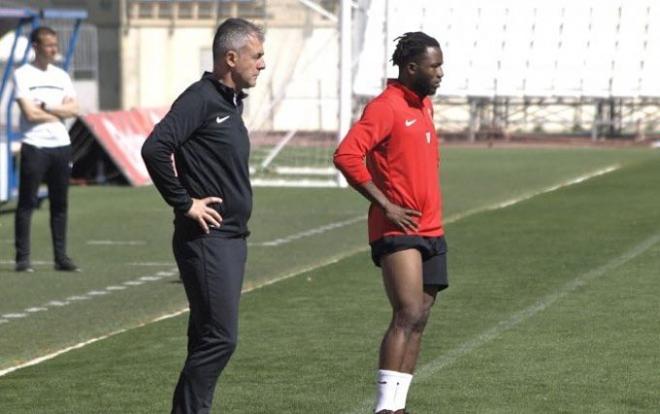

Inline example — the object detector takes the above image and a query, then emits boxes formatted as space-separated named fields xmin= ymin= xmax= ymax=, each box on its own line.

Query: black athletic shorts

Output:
xmin=370 ymin=235 xmax=448 ymax=290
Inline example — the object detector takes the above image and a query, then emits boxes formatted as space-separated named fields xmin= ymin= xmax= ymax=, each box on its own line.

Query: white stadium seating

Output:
xmin=354 ymin=0 xmax=660 ymax=99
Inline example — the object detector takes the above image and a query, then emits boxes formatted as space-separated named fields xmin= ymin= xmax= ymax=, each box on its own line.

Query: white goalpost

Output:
xmin=247 ymin=0 xmax=355 ymax=188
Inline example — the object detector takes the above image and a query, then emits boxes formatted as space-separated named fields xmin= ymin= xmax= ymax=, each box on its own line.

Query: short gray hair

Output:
xmin=212 ymin=18 xmax=264 ymax=62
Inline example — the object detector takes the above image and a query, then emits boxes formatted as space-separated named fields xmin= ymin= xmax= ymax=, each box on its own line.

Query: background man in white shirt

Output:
xmin=13 ymin=26 xmax=80 ymax=272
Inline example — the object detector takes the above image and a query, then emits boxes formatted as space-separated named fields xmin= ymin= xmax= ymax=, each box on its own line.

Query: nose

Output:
xmin=437 ymin=67 xmax=444 ymax=79
xmin=258 ymin=58 xmax=266 ymax=71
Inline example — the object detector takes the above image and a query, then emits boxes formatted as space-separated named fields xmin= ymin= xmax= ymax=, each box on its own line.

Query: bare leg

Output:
xmin=378 ymin=249 xmax=433 ymax=373
xmin=400 ymin=285 xmax=438 ymax=373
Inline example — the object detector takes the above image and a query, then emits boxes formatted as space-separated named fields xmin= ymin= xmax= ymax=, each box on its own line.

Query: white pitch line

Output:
xmin=0 ymin=165 xmax=620 ymax=272
xmin=86 ymin=240 xmax=147 ymax=246
xmin=249 ymin=165 xmax=619 ymax=248
xmin=0 ymin=246 xmax=368 ymax=378
xmin=0 ymin=259 xmax=169 ymax=267
xmin=46 ymin=301 xmax=69 ymax=307
xmin=0 ymin=260 xmax=53 ymax=265
xmin=0 ymin=268 xmax=180 ymax=329
xmin=65 ymin=296 xmax=91 ymax=302
xmin=1 ymin=313 xmax=27 ymax=319
xmin=0 ymin=260 xmax=171 ymax=267
xmin=249 ymin=215 xmax=366 ymax=247
xmin=0 ymin=165 xmax=622 ymax=377
xmin=128 ymin=262 xmax=175 ymax=267
xmin=139 ymin=276 xmax=163 ymax=282
xmin=0 ymin=314 xmax=183 ymax=377
xmin=106 ymin=286 xmax=127 ymax=291
xmin=444 ymin=165 xmax=619 ymax=224
xmin=345 ymin=232 xmax=660 ymax=414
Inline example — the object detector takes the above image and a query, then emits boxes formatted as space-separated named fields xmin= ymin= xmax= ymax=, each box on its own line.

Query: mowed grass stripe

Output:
xmin=0 ymin=244 xmax=368 ymax=378
xmin=415 ymin=237 xmax=660 ymax=413
xmin=1 ymin=155 xmax=659 ymax=413
xmin=405 ymin=157 xmax=660 ymax=413
xmin=347 ymin=233 xmax=660 ymax=414
xmin=2 ymin=148 xmax=648 ymax=372
xmin=0 ymin=163 xmax=622 ymax=377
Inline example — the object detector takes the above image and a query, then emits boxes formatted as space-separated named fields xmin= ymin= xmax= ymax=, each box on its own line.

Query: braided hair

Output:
xmin=391 ymin=32 xmax=440 ymax=67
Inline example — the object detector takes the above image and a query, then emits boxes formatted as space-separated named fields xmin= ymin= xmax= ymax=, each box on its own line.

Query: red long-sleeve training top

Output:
xmin=334 ymin=80 xmax=444 ymax=243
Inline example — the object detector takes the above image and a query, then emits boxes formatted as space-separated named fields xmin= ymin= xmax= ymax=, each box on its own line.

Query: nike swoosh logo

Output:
xmin=216 ymin=115 xmax=230 ymax=124
xmin=405 ymin=119 xmax=416 ymax=127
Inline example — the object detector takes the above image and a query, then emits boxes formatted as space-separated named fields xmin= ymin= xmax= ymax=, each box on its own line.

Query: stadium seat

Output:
xmin=497 ymin=0 xmax=536 ymax=97
xmin=553 ymin=1 xmax=592 ymax=98
xmin=611 ymin=2 xmax=648 ymax=97
xmin=582 ymin=1 xmax=620 ymax=98
xmin=353 ymin=0 xmax=660 ymax=101
xmin=639 ymin=1 xmax=660 ymax=98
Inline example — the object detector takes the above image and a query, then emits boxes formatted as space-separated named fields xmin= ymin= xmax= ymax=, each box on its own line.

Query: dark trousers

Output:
xmin=14 ymin=143 xmax=71 ymax=262
xmin=171 ymin=230 xmax=247 ymax=414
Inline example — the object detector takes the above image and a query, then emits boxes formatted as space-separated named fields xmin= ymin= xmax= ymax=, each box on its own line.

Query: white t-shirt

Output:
xmin=13 ymin=63 xmax=76 ymax=148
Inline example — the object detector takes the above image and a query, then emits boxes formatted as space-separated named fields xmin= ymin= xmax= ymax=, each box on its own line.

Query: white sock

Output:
xmin=374 ymin=369 xmax=400 ymax=412
xmin=393 ymin=372 xmax=413 ymax=410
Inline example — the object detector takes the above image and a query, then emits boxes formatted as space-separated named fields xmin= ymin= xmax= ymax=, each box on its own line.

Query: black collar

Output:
xmin=202 ymin=71 xmax=247 ymax=106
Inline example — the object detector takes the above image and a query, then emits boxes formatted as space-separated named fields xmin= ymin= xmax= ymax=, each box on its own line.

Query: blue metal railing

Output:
xmin=0 ymin=7 xmax=87 ymax=202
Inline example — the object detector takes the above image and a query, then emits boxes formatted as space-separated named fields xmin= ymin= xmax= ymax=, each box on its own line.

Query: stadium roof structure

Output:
xmin=354 ymin=0 xmax=660 ymax=99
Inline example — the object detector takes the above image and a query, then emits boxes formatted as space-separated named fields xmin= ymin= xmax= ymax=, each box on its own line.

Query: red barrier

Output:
xmin=79 ymin=107 xmax=167 ymax=186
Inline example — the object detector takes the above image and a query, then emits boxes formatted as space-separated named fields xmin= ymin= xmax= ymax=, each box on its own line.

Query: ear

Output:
xmin=225 ymin=50 xmax=239 ymax=68
xmin=406 ymin=61 xmax=417 ymax=76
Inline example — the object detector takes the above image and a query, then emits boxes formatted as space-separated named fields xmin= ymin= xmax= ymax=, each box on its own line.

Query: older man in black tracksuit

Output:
xmin=141 ymin=18 xmax=265 ymax=414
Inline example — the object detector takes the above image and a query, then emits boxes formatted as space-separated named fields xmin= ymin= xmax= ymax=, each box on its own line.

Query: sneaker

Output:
xmin=54 ymin=256 xmax=80 ymax=272
xmin=15 ymin=260 xmax=34 ymax=272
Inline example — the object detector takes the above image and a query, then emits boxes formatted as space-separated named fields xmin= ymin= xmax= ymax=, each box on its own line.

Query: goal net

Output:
xmin=245 ymin=0 xmax=361 ymax=187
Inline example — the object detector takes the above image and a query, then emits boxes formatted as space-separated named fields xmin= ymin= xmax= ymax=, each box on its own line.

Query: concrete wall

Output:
xmin=120 ymin=25 xmax=340 ymax=131
xmin=121 ymin=26 xmax=215 ymax=109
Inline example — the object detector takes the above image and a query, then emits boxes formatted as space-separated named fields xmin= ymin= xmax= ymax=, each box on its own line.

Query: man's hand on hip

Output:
xmin=186 ymin=197 xmax=223 ymax=234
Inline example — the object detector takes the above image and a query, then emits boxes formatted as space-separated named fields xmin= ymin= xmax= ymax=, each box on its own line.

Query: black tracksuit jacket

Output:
xmin=141 ymin=72 xmax=252 ymax=237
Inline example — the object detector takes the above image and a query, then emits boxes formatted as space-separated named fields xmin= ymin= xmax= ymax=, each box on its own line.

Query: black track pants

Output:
xmin=171 ymin=230 xmax=247 ymax=414
xmin=14 ymin=143 xmax=71 ymax=262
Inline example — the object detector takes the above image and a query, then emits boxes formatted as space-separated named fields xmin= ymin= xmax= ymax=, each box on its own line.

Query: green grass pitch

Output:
xmin=1 ymin=147 xmax=659 ymax=413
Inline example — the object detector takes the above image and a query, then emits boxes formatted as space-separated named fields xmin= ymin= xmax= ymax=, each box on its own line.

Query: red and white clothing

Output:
xmin=334 ymin=80 xmax=444 ymax=242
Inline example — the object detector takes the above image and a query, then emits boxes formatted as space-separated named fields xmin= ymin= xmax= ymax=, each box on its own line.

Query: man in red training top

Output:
xmin=334 ymin=32 xmax=445 ymax=414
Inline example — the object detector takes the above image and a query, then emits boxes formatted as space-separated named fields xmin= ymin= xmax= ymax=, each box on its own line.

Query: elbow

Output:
xmin=141 ymin=138 xmax=155 ymax=163
xmin=141 ymin=135 xmax=167 ymax=167
xmin=333 ymin=154 xmax=369 ymax=187
xmin=332 ymin=154 xmax=351 ymax=176
xmin=332 ymin=158 xmax=352 ymax=184
xmin=333 ymin=160 xmax=345 ymax=178
xmin=332 ymin=153 xmax=344 ymax=170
